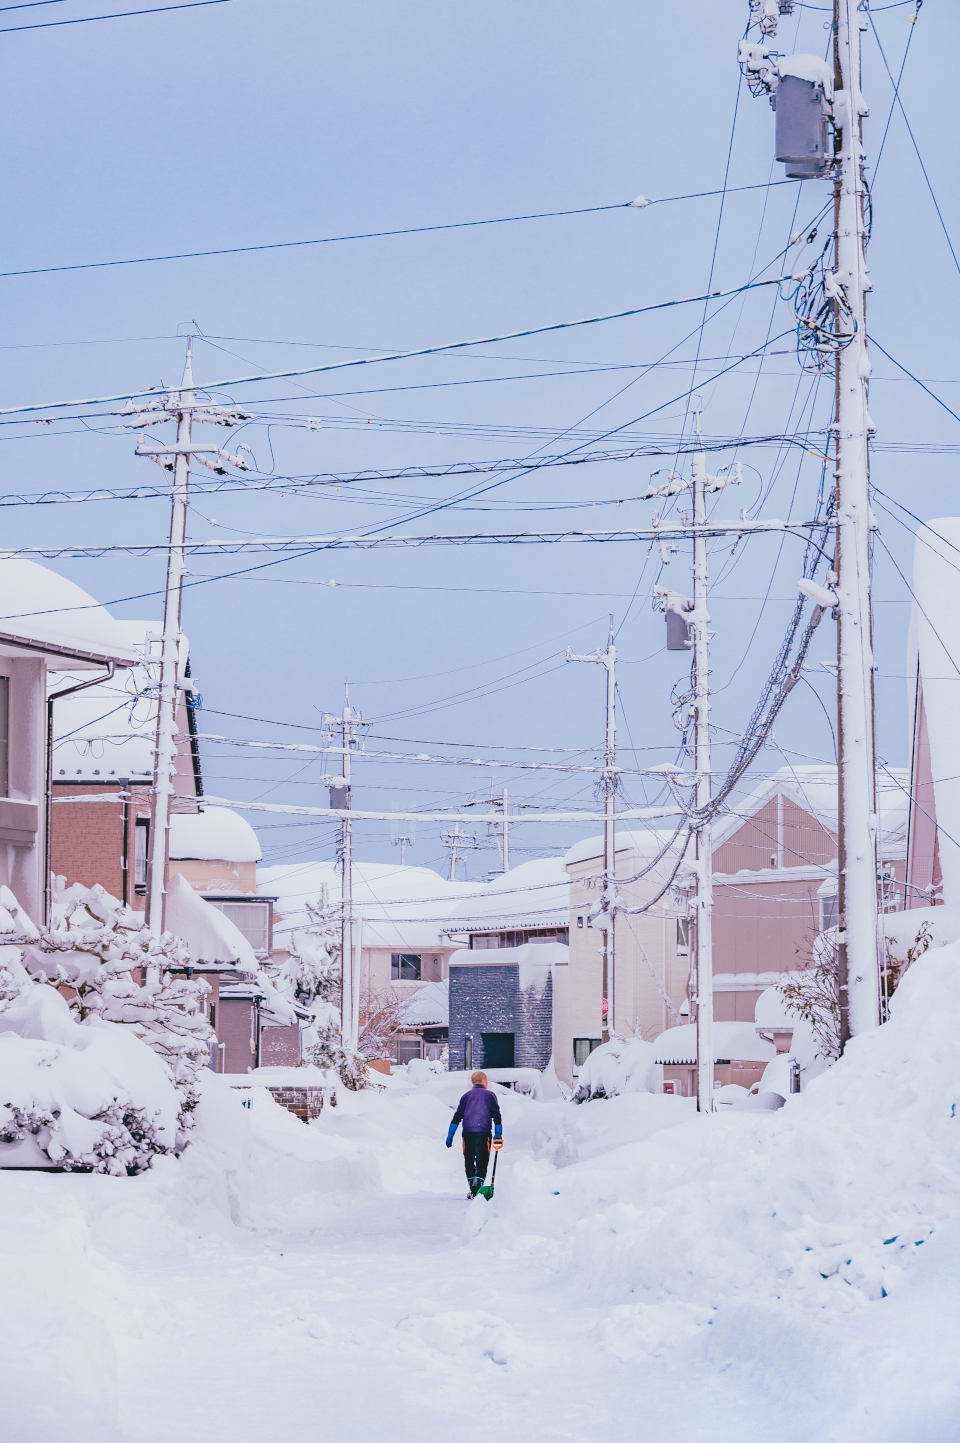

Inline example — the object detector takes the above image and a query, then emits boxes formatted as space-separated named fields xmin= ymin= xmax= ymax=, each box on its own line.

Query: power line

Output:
xmin=0 ymin=278 xmax=793 ymax=418
xmin=0 ymin=0 xmax=232 ymax=32
xmin=0 ymin=182 xmax=799 ymax=280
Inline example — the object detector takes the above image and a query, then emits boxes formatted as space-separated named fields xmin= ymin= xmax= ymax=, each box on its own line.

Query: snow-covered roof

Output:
xmin=52 ymin=620 xmax=187 ymax=782
xmin=909 ymin=519 xmax=960 ymax=901
xmin=449 ymin=941 xmax=568 ymax=990
xmin=0 ymin=558 xmax=140 ymax=669
xmin=164 ymin=873 xmax=258 ymax=975
xmin=399 ymin=979 xmax=449 ymax=1028
xmin=712 ymin=764 xmax=909 ymax=856
xmin=442 ymin=857 xmax=569 ymax=933
xmin=563 ymin=828 xmax=685 ymax=869
xmin=652 ymin=1021 xmax=776 ymax=1066
xmin=170 ymin=807 xmax=261 ymax=863
xmin=260 ymin=859 xmax=484 ymax=951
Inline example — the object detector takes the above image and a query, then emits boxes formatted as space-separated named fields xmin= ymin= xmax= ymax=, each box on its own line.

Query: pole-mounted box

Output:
xmin=772 ymin=57 xmax=834 ymax=178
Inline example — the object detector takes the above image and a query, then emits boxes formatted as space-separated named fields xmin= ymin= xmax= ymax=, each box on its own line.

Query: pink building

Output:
xmin=905 ymin=517 xmax=960 ymax=907
xmin=711 ymin=765 xmax=908 ymax=1021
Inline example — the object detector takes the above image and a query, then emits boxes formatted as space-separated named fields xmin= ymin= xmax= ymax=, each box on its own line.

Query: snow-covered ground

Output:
xmin=5 ymin=950 xmax=960 ymax=1442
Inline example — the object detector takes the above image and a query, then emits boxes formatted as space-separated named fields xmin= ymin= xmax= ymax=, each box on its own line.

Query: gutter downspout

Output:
xmin=45 ymin=664 xmax=116 ymax=927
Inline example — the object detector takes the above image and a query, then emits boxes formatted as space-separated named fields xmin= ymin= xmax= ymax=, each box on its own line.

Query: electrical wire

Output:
xmin=0 ymin=0 xmax=232 ymax=32
xmin=0 ymin=184 xmax=800 ymax=281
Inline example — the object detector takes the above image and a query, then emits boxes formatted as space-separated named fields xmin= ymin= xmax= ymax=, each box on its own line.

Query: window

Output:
xmin=573 ymin=1037 xmax=600 ymax=1069
xmin=676 ymin=917 xmax=690 ymax=955
xmin=391 ymin=953 xmax=422 ymax=981
xmin=819 ymin=892 xmax=840 ymax=933
xmin=392 ymin=1038 xmax=421 ymax=1066
xmin=134 ymin=817 xmax=149 ymax=894
xmin=215 ymin=900 xmax=272 ymax=957
xmin=0 ymin=676 xmax=8 ymax=797
xmin=464 ymin=1036 xmax=473 ymax=1070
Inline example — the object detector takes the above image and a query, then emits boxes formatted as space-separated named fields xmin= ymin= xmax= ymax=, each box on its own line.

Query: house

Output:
xmin=0 ymin=559 xmax=139 ymax=925
xmin=49 ymin=623 xmax=282 ymax=1073
xmin=261 ymin=858 xmax=476 ymax=1064
xmin=905 ymin=517 xmax=960 ymax=906
xmin=443 ymin=859 xmax=570 ymax=1074
xmin=711 ymin=764 xmax=908 ymax=1023
xmin=50 ymin=619 xmax=201 ymax=907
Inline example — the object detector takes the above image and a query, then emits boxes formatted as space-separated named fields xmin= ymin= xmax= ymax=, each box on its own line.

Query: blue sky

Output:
xmin=1 ymin=0 xmax=957 ymax=877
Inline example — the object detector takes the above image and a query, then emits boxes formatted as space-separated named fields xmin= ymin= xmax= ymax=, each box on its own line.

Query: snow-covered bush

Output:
xmin=0 ymin=965 xmax=181 ymax=1173
xmin=0 ymin=883 xmax=215 ymax=1167
xmin=268 ymin=915 xmax=377 ymax=1090
xmin=572 ymin=1036 xmax=658 ymax=1102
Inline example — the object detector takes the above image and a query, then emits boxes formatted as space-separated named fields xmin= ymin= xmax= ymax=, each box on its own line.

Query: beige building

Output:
xmin=558 ymin=830 xmax=691 ymax=1084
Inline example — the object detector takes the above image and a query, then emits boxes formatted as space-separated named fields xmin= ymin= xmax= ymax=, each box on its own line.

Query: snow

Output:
xmin=0 ymin=982 xmax=180 ymax=1170
xmin=653 ymin=1020 xmax=776 ymax=1065
xmin=164 ymin=873 xmax=258 ymax=975
xmin=449 ymin=940 xmax=566 ymax=992
xmin=0 ymin=558 xmax=140 ymax=666
xmin=399 ymin=978 xmax=449 ymax=1027
xmin=442 ymin=857 xmax=569 ymax=932
xmin=778 ymin=52 xmax=835 ymax=95
xmin=5 ymin=945 xmax=960 ymax=1438
xmin=563 ymin=826 xmax=684 ymax=868
xmin=169 ymin=807 xmax=262 ymax=863
xmin=260 ymin=859 xmax=483 ymax=951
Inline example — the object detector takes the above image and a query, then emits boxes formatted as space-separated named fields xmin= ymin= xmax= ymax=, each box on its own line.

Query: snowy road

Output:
xmin=5 ymin=985 xmax=960 ymax=1443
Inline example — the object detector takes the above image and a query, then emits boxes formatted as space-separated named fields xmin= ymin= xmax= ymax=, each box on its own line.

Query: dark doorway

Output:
xmin=481 ymin=1032 xmax=515 ymax=1068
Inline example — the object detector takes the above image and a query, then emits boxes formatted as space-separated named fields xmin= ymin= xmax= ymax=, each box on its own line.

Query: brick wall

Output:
xmin=50 ymin=782 xmax=151 ymax=904
xmin=448 ymin=962 xmax=552 ymax=1072
xmin=266 ymin=1086 xmax=332 ymax=1122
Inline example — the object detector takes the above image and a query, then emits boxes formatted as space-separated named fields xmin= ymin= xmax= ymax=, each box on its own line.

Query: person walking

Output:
xmin=446 ymin=1070 xmax=503 ymax=1197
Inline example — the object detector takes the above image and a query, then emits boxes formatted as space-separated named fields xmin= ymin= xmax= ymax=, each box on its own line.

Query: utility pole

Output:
xmin=146 ymin=339 xmax=194 ymax=956
xmin=481 ymin=785 xmax=510 ymax=872
xmin=690 ymin=450 xmax=715 ymax=1113
xmin=441 ymin=822 xmax=481 ymax=881
xmin=654 ymin=442 xmax=738 ymax=1112
xmin=326 ymin=688 xmax=364 ymax=1053
xmin=567 ymin=617 xmax=618 ymax=1044
xmin=832 ymin=0 xmax=880 ymax=1044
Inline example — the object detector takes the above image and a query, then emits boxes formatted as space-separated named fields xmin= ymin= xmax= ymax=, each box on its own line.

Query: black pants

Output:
xmin=463 ymin=1131 xmax=490 ymax=1186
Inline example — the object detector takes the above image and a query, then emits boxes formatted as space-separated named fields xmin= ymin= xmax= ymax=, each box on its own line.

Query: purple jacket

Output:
xmin=452 ymin=1084 xmax=502 ymax=1135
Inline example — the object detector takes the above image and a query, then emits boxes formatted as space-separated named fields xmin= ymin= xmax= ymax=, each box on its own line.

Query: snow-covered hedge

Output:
xmin=0 ymin=884 xmax=215 ymax=1172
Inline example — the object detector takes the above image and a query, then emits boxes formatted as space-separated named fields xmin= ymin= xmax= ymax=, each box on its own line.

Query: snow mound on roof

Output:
xmin=653 ymin=1020 xmax=776 ymax=1065
xmin=164 ymin=873 xmax=257 ymax=975
xmin=171 ymin=807 xmax=261 ymax=863
xmin=449 ymin=940 xmax=566 ymax=991
xmin=0 ymin=557 xmax=138 ymax=664
xmin=399 ymin=978 xmax=448 ymax=1027
xmin=260 ymin=859 xmax=484 ymax=950
xmin=444 ymin=857 xmax=569 ymax=930
xmin=563 ymin=828 xmax=686 ymax=869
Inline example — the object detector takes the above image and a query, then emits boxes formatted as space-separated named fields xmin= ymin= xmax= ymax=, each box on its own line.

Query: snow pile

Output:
xmin=572 ymin=1036 xmax=658 ymax=1100
xmin=164 ymin=872 xmax=258 ymax=974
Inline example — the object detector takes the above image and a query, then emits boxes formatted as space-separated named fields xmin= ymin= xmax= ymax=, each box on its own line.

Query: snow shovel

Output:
xmin=477 ymin=1145 xmax=499 ymax=1201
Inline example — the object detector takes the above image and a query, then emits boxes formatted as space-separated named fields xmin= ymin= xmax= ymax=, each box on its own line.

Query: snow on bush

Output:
xmin=572 ymin=1036 xmax=658 ymax=1102
xmin=0 ymin=883 xmax=214 ymax=1170
xmin=269 ymin=914 xmax=377 ymax=1090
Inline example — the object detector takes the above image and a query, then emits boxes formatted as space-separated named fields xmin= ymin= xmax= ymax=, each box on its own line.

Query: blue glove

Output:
xmin=493 ymin=1123 xmax=503 ymax=1150
xmin=445 ymin=1122 xmax=457 ymax=1149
